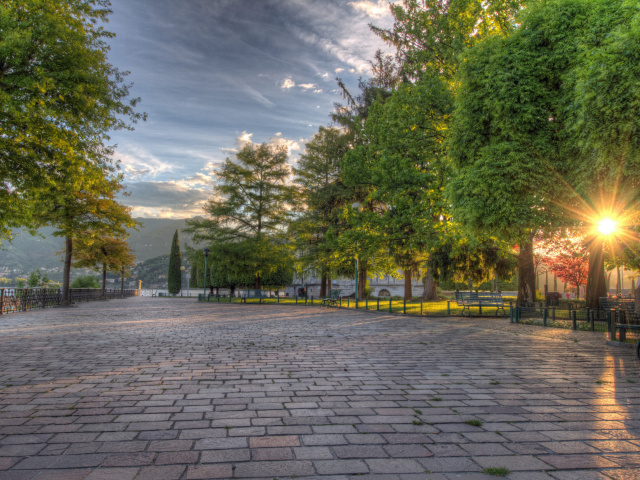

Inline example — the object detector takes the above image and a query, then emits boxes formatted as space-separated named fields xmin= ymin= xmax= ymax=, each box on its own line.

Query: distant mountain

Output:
xmin=0 ymin=217 xmax=198 ymax=278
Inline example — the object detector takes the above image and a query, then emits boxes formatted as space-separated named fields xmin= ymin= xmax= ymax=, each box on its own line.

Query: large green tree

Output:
xmin=167 ymin=230 xmax=181 ymax=294
xmin=291 ymin=127 xmax=352 ymax=297
xmin=187 ymin=143 xmax=295 ymax=289
xmin=0 ymin=0 xmax=144 ymax=241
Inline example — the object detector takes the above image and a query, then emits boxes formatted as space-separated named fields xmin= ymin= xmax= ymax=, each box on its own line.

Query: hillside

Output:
xmin=0 ymin=218 xmax=197 ymax=278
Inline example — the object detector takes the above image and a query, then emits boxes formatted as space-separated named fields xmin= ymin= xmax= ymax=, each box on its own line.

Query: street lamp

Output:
xmin=203 ymin=248 xmax=210 ymax=299
xmin=180 ymin=266 xmax=185 ymax=297
xmin=352 ymin=202 xmax=363 ymax=308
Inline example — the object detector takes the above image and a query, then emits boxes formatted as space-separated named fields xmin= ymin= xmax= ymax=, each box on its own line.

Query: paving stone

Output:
xmin=30 ymin=469 xmax=91 ymax=480
xmin=155 ymin=451 xmax=199 ymax=465
xmin=200 ymin=449 xmax=250 ymax=463
xmin=365 ymin=459 xmax=425 ymax=473
xmin=251 ymin=447 xmax=293 ymax=461
xmin=314 ymin=459 xmax=369 ymax=475
xmin=84 ymin=468 xmax=139 ymax=480
xmin=233 ymin=460 xmax=315 ymax=477
xmin=248 ymin=435 xmax=299 ymax=448
xmin=293 ymin=446 xmax=333 ymax=460
xmin=334 ymin=445 xmax=388 ymax=458
xmin=185 ymin=464 xmax=233 ymax=479
xmin=134 ymin=465 xmax=185 ymax=480
xmin=101 ymin=453 xmax=155 ymax=467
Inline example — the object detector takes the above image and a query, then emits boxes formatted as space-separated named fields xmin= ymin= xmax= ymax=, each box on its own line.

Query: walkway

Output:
xmin=0 ymin=297 xmax=638 ymax=479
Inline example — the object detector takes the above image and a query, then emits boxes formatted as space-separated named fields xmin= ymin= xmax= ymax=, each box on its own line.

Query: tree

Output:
xmin=449 ymin=0 xmax=640 ymax=307
xmin=447 ymin=0 xmax=594 ymax=306
xmin=186 ymin=143 xmax=295 ymax=289
xmin=0 ymin=0 xmax=144 ymax=241
xmin=27 ymin=271 xmax=42 ymax=288
xmin=291 ymin=127 xmax=352 ymax=297
xmin=167 ymin=230 xmax=182 ymax=294
xmin=41 ymin=167 xmax=137 ymax=305
xmin=73 ymin=236 xmax=136 ymax=299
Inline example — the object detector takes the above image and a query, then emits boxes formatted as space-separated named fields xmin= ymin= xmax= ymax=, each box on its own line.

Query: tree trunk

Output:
xmin=102 ymin=264 xmax=107 ymax=299
xmin=254 ymin=273 xmax=261 ymax=289
xmin=635 ymin=281 xmax=640 ymax=312
xmin=586 ymin=239 xmax=606 ymax=308
xmin=358 ymin=265 xmax=366 ymax=299
xmin=320 ymin=275 xmax=327 ymax=298
xmin=62 ymin=236 xmax=73 ymax=306
xmin=230 ymin=285 xmax=236 ymax=297
xmin=421 ymin=265 xmax=438 ymax=301
xmin=121 ymin=268 xmax=125 ymax=296
xmin=403 ymin=268 xmax=412 ymax=300
xmin=517 ymin=237 xmax=536 ymax=307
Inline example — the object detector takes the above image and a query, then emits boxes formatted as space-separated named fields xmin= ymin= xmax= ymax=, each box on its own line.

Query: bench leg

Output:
xmin=636 ymin=339 xmax=640 ymax=359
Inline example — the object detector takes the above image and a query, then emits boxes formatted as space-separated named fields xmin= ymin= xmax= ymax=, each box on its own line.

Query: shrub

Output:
xmin=71 ymin=275 xmax=100 ymax=288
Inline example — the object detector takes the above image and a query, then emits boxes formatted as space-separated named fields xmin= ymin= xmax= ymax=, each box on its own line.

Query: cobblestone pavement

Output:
xmin=0 ymin=297 xmax=639 ymax=480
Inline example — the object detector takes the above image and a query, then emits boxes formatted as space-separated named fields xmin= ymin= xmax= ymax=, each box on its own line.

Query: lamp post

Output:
xmin=203 ymin=248 xmax=210 ymax=299
xmin=180 ymin=266 xmax=185 ymax=297
xmin=352 ymin=202 xmax=363 ymax=308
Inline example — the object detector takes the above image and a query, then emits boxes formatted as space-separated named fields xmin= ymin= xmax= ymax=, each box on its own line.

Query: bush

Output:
xmin=71 ymin=275 xmax=100 ymax=288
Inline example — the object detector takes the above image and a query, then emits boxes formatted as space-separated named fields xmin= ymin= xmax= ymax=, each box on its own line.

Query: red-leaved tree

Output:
xmin=538 ymin=235 xmax=589 ymax=299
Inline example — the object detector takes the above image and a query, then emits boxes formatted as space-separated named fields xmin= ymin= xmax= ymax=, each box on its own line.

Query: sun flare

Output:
xmin=598 ymin=218 xmax=617 ymax=235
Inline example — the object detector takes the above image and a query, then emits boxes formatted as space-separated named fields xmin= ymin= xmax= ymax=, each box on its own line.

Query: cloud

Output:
xmin=122 ymin=180 xmax=211 ymax=218
xmin=348 ymin=0 xmax=390 ymax=18
xmin=236 ymin=131 xmax=253 ymax=148
xmin=241 ymin=84 xmax=275 ymax=107
xmin=268 ymin=132 xmax=301 ymax=157
xmin=313 ymin=89 xmax=323 ymax=93
xmin=298 ymin=83 xmax=316 ymax=90
xmin=334 ymin=68 xmax=344 ymax=73
xmin=114 ymin=147 xmax=175 ymax=181
xmin=281 ymin=78 xmax=296 ymax=89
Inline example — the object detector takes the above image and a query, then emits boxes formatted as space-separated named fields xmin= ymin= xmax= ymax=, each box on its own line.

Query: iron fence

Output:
xmin=0 ymin=288 xmax=139 ymax=315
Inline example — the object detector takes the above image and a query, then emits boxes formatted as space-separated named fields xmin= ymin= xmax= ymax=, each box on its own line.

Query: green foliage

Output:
xmin=167 ymin=230 xmax=182 ymax=294
xmin=27 ymin=271 xmax=41 ymax=288
xmin=134 ymin=254 xmax=170 ymax=287
xmin=291 ymin=127 xmax=354 ymax=282
xmin=70 ymin=275 xmax=100 ymax=289
xmin=0 ymin=0 xmax=144 ymax=241
xmin=187 ymin=143 xmax=295 ymax=288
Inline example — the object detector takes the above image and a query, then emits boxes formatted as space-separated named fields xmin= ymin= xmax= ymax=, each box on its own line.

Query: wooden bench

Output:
xmin=600 ymin=297 xmax=635 ymax=312
xmin=240 ymin=289 xmax=270 ymax=303
xmin=455 ymin=291 xmax=506 ymax=317
xmin=321 ymin=289 xmax=340 ymax=307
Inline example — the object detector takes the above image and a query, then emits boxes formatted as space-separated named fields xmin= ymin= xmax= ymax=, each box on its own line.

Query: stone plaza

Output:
xmin=0 ymin=297 xmax=638 ymax=479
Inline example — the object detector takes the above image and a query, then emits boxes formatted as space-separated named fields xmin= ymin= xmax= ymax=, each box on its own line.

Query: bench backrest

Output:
xmin=243 ymin=289 xmax=268 ymax=298
xmin=328 ymin=289 xmax=340 ymax=299
xmin=456 ymin=291 xmax=503 ymax=304
xmin=600 ymin=297 xmax=635 ymax=311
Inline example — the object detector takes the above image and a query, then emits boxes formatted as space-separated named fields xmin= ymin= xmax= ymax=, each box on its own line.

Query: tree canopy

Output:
xmin=0 ymin=0 xmax=144 ymax=240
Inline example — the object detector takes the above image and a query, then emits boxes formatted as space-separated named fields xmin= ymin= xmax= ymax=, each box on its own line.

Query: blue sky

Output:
xmin=107 ymin=0 xmax=394 ymax=218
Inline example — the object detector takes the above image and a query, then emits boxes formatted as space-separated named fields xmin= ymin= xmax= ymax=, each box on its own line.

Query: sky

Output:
xmin=107 ymin=0 xmax=396 ymax=218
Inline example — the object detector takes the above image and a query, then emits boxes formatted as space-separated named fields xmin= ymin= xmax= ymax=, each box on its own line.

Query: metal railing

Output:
xmin=0 ymin=288 xmax=139 ymax=315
